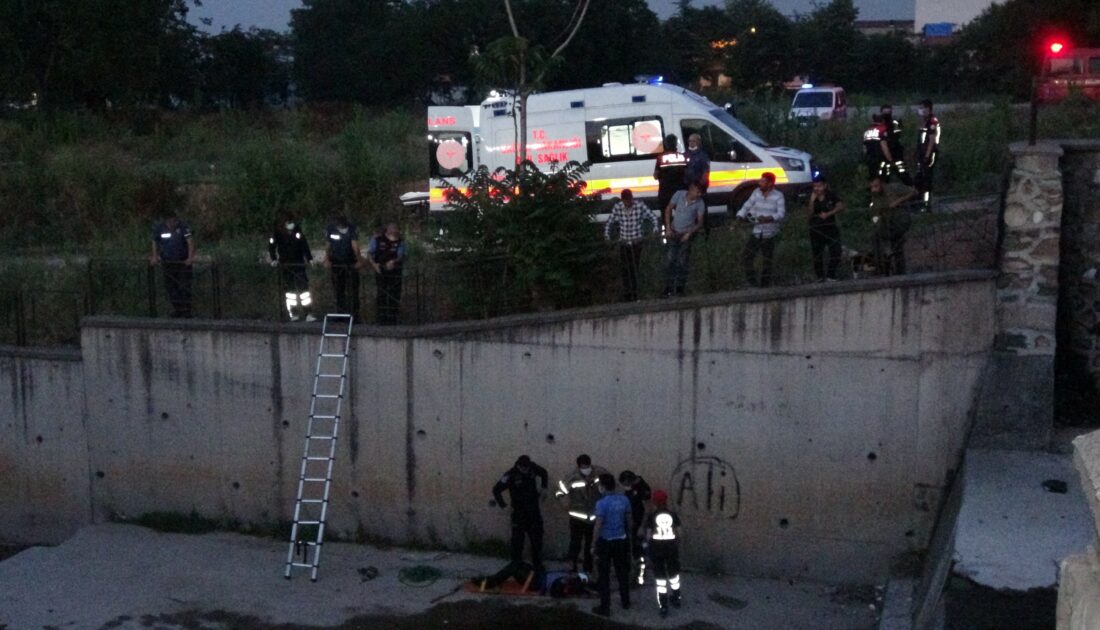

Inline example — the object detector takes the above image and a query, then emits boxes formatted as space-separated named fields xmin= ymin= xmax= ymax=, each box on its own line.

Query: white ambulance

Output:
xmin=426 ymin=82 xmax=814 ymax=218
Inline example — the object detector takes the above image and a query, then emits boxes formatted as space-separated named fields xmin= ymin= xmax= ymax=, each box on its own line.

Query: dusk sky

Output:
xmin=188 ymin=0 xmax=917 ymax=33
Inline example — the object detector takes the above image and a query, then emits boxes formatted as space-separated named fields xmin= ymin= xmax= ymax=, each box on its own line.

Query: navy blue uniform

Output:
xmin=493 ymin=461 xmax=549 ymax=567
xmin=152 ymin=220 xmax=193 ymax=317
xmin=326 ymin=222 xmax=361 ymax=319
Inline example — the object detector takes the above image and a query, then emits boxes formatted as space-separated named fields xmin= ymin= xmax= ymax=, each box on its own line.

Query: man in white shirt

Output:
xmin=736 ymin=172 xmax=786 ymax=287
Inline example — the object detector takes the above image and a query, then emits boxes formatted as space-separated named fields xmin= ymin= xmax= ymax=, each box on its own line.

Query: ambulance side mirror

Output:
xmin=728 ymin=149 xmax=738 ymax=161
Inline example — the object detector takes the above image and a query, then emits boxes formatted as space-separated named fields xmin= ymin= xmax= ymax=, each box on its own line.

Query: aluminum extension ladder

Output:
xmin=284 ymin=313 xmax=354 ymax=581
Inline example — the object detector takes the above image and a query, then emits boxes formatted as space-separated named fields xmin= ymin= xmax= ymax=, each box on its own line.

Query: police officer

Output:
xmin=367 ymin=222 xmax=406 ymax=325
xmin=915 ymin=99 xmax=941 ymax=212
xmin=492 ymin=455 xmax=549 ymax=569
xmin=646 ymin=489 xmax=683 ymax=617
xmin=555 ymin=454 xmax=609 ymax=574
xmin=269 ymin=213 xmax=316 ymax=322
xmin=653 ymin=134 xmax=687 ymax=215
xmin=879 ymin=104 xmax=913 ymax=185
xmin=618 ymin=470 xmax=651 ymax=585
xmin=150 ymin=211 xmax=195 ymax=318
xmin=324 ymin=215 xmax=364 ymax=320
xmin=862 ymin=113 xmax=888 ymax=180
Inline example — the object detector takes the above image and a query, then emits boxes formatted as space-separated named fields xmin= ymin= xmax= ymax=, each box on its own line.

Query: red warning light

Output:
xmin=1049 ymin=41 xmax=1066 ymax=55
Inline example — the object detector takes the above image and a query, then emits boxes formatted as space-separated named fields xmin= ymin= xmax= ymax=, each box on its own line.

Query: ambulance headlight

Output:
xmin=776 ymin=157 xmax=806 ymax=171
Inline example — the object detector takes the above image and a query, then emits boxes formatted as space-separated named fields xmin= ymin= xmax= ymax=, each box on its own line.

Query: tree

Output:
xmin=952 ymin=0 xmax=1100 ymax=97
xmin=722 ymin=0 xmax=794 ymax=90
xmin=0 ymin=0 xmax=200 ymax=108
xmin=437 ymin=160 xmax=604 ymax=312
xmin=199 ymin=28 xmax=289 ymax=109
xmin=291 ymin=0 xmax=424 ymax=105
xmin=474 ymin=0 xmax=591 ymax=165
xmin=794 ymin=0 xmax=862 ymax=86
xmin=661 ymin=5 xmax=737 ymax=87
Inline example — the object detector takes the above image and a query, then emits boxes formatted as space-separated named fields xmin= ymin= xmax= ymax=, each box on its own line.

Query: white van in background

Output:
xmin=427 ymin=82 xmax=815 ymax=218
xmin=788 ymin=85 xmax=847 ymax=122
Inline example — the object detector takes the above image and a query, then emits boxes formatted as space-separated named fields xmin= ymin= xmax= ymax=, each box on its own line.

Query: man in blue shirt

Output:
xmin=150 ymin=212 xmax=195 ymax=318
xmin=590 ymin=473 xmax=632 ymax=617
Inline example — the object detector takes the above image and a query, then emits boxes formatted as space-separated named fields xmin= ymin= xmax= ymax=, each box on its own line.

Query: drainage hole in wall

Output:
xmin=232 ymin=482 xmax=240 ymax=489
xmin=546 ymin=434 xmax=555 ymax=444
xmin=416 ymin=429 xmax=427 ymax=439
xmin=161 ymin=412 xmax=169 ymax=420
xmin=352 ymin=491 xmax=360 ymax=498
xmin=432 ymin=349 xmax=444 ymax=359
xmin=95 ymin=471 xmax=105 ymax=479
xmin=696 ymin=442 xmax=706 ymax=451
xmin=905 ymin=530 xmax=915 ymax=538
xmin=35 ymin=435 xmax=43 ymax=443
xmin=779 ymin=518 xmax=789 ymax=529
xmin=867 ymin=452 xmax=878 ymax=461
xmin=281 ymin=421 xmax=289 ymax=428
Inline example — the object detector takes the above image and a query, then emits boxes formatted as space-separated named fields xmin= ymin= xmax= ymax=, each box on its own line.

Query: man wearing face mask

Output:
xmin=555 ymin=454 xmax=609 ymax=574
xmin=324 ymin=215 xmax=364 ymax=320
xmin=915 ymin=99 xmax=941 ymax=212
xmin=683 ymin=133 xmax=710 ymax=193
xmin=269 ymin=213 xmax=316 ymax=322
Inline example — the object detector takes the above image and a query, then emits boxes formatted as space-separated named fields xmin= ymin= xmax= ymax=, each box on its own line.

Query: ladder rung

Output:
xmin=310 ymin=415 xmax=338 ymax=420
xmin=296 ymin=520 xmax=322 ymax=525
xmin=301 ymin=478 xmax=328 ymax=483
xmin=317 ymin=374 xmax=343 ymax=378
xmin=298 ymin=499 xmax=326 ymax=504
xmin=289 ymin=562 xmax=315 ymax=568
xmin=320 ymin=353 xmax=346 ymax=358
xmin=305 ymin=456 xmax=331 ymax=461
xmin=314 ymin=394 xmax=341 ymax=399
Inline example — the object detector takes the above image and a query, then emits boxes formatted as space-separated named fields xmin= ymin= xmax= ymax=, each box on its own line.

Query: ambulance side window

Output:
xmin=429 ymin=131 xmax=473 ymax=178
xmin=681 ymin=118 xmax=760 ymax=163
xmin=1090 ymin=57 xmax=1100 ymax=75
xmin=585 ymin=116 xmax=664 ymax=163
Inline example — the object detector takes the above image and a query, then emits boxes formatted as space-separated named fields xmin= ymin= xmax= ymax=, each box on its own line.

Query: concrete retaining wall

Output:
xmin=0 ymin=347 xmax=89 ymax=544
xmin=0 ymin=272 xmax=996 ymax=584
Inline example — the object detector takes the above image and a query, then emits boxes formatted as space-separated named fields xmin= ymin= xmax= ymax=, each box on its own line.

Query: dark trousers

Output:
xmin=510 ymin=516 xmax=543 ymax=567
xmin=330 ymin=265 xmax=360 ymax=319
xmin=664 ymin=238 xmax=693 ymax=296
xmin=741 ymin=235 xmax=777 ymax=287
xmin=618 ymin=242 xmax=644 ymax=301
xmin=162 ymin=262 xmax=193 ymax=317
xmin=873 ymin=231 xmax=907 ymax=276
xmin=567 ymin=518 xmax=595 ymax=573
xmin=809 ymin=224 xmax=842 ymax=280
xmin=651 ymin=545 xmax=682 ymax=609
xmin=375 ymin=270 xmax=402 ymax=325
xmin=596 ymin=538 xmax=632 ymax=610
xmin=878 ymin=159 xmax=914 ymax=186
xmin=916 ymin=155 xmax=937 ymax=207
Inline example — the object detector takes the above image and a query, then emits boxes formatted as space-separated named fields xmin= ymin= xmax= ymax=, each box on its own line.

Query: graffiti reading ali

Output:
xmin=669 ymin=456 xmax=741 ymax=520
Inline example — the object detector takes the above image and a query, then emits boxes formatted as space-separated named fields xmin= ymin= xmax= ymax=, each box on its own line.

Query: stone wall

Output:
xmin=974 ymin=143 xmax=1063 ymax=448
xmin=0 ymin=272 xmax=996 ymax=584
xmin=1057 ymin=429 xmax=1100 ymax=630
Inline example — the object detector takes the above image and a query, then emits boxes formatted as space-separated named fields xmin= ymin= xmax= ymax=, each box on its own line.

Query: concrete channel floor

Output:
xmin=953 ymin=446 xmax=1095 ymax=591
xmin=0 ymin=524 xmax=879 ymax=630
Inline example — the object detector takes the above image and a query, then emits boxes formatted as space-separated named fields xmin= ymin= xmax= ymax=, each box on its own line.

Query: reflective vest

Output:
xmin=555 ymin=466 xmax=609 ymax=521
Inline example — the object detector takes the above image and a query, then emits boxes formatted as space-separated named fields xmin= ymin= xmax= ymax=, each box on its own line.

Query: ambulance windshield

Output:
xmin=708 ymin=109 xmax=770 ymax=148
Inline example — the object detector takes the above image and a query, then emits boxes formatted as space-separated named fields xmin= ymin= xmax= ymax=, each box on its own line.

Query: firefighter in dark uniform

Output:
xmin=645 ymin=490 xmax=683 ymax=617
xmin=618 ymin=470 xmax=652 ymax=585
xmin=915 ymin=99 xmax=941 ymax=212
xmin=862 ymin=114 xmax=888 ymax=180
xmin=269 ymin=213 xmax=315 ymax=322
xmin=150 ymin=212 xmax=195 ymax=318
xmin=492 ymin=455 xmax=550 ymax=569
xmin=653 ymin=134 xmax=687 ymax=216
xmin=324 ymin=215 xmax=364 ymax=320
xmin=367 ymin=222 xmax=406 ymax=325
xmin=879 ymin=104 xmax=913 ymax=185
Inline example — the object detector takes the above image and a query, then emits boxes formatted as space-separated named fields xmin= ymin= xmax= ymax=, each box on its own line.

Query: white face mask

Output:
xmin=580 ymin=466 xmax=592 ymax=476
xmin=338 ymin=227 xmax=349 ymax=235
xmin=285 ymin=222 xmax=295 ymax=230
xmin=917 ymin=108 xmax=928 ymax=117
